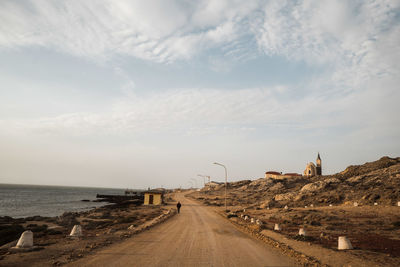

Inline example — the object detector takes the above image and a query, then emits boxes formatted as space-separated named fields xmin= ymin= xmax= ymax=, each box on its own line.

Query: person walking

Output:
xmin=176 ymin=201 xmax=181 ymax=214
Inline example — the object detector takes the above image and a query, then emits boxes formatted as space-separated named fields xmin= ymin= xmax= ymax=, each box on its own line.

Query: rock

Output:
xmin=58 ymin=212 xmax=79 ymax=227
xmin=251 ymin=218 xmax=255 ymax=223
xmin=294 ymin=194 xmax=305 ymax=201
xmin=274 ymin=192 xmax=296 ymax=201
xmin=353 ymin=202 xmax=358 ymax=207
xmin=269 ymin=182 xmax=285 ymax=192
xmin=300 ymin=181 xmax=326 ymax=193
xmin=274 ymin=224 xmax=281 ymax=231
xmin=300 ymin=178 xmax=340 ymax=193
xmin=249 ymin=178 xmax=274 ymax=188
xmin=284 ymin=205 xmax=288 ymax=210
xmin=347 ymin=175 xmax=365 ymax=183
xmin=324 ymin=178 xmax=341 ymax=184
xmin=260 ymin=199 xmax=276 ymax=209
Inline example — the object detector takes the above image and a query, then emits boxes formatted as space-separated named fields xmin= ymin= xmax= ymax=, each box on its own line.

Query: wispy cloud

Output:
xmin=0 ymin=1 xmax=399 ymax=187
xmin=0 ymin=85 xmax=385 ymax=139
xmin=0 ymin=0 xmax=259 ymax=63
xmin=254 ymin=0 xmax=400 ymax=92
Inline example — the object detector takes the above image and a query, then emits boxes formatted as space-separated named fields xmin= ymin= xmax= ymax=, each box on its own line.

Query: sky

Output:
xmin=0 ymin=0 xmax=399 ymax=189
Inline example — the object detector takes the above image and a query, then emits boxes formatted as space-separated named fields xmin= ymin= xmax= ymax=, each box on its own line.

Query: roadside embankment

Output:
xmin=212 ymin=206 xmax=400 ymax=267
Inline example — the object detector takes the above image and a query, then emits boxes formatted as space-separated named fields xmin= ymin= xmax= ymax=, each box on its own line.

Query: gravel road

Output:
xmin=70 ymin=194 xmax=296 ymax=267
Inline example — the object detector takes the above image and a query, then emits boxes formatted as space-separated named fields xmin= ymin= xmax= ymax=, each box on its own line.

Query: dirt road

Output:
xmin=70 ymin=194 xmax=296 ymax=267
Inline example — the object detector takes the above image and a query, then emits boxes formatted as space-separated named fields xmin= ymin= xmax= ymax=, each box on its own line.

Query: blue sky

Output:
xmin=0 ymin=0 xmax=399 ymax=189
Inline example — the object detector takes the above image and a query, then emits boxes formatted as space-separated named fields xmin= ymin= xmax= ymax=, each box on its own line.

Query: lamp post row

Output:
xmin=213 ymin=162 xmax=228 ymax=212
xmin=192 ymin=163 xmax=228 ymax=212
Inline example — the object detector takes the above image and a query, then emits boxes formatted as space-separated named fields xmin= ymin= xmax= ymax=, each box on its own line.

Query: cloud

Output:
xmin=254 ymin=0 xmax=400 ymax=93
xmin=1 ymin=1 xmax=398 ymax=87
xmin=0 ymin=84 xmax=385 ymax=140
xmin=0 ymin=1 xmax=398 ymax=139
xmin=0 ymin=0 xmax=259 ymax=63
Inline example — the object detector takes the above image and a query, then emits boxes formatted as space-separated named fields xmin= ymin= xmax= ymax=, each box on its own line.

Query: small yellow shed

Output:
xmin=143 ymin=190 xmax=163 ymax=205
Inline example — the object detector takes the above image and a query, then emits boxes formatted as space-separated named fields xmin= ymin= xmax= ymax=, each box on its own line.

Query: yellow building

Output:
xmin=143 ymin=191 xmax=163 ymax=205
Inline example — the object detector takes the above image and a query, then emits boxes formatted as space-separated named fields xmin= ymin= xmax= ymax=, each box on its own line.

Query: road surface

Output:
xmin=70 ymin=194 xmax=296 ymax=267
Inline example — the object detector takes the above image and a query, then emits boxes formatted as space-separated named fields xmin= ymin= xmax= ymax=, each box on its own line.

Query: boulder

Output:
xmin=300 ymin=181 xmax=326 ymax=193
xmin=274 ymin=192 xmax=296 ymax=201
xmin=300 ymin=178 xmax=340 ymax=193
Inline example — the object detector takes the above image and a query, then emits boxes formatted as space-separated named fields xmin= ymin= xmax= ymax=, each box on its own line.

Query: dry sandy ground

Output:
xmin=189 ymin=190 xmax=400 ymax=266
xmin=68 ymin=193 xmax=297 ymax=267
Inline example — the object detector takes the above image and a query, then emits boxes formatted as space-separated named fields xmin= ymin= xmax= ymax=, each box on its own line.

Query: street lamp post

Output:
xmin=190 ymin=178 xmax=198 ymax=188
xmin=197 ymin=174 xmax=207 ymax=187
xmin=213 ymin=162 xmax=228 ymax=212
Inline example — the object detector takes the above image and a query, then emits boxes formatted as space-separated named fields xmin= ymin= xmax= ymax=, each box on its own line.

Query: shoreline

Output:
xmin=0 ymin=200 xmax=112 ymax=219
xmin=0 ymin=196 xmax=176 ymax=266
xmin=0 ymin=183 xmax=127 ymax=219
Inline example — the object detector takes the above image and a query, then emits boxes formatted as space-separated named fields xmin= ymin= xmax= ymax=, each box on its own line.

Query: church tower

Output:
xmin=316 ymin=153 xmax=322 ymax=175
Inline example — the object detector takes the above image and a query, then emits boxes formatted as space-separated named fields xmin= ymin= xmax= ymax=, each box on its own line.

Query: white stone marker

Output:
xmin=304 ymin=206 xmax=308 ymax=208
xmin=298 ymin=228 xmax=307 ymax=236
xmin=284 ymin=205 xmax=288 ymax=210
xmin=244 ymin=216 xmax=249 ymax=221
xmin=70 ymin=225 xmax=82 ymax=237
xmin=250 ymin=218 xmax=255 ymax=223
xmin=329 ymin=204 xmax=333 ymax=207
xmin=397 ymin=201 xmax=400 ymax=207
xmin=16 ymin=230 xmax=33 ymax=248
xmin=274 ymin=224 xmax=281 ymax=231
xmin=338 ymin=236 xmax=353 ymax=250
xmin=353 ymin=202 xmax=358 ymax=207
xmin=374 ymin=202 xmax=378 ymax=206
xmin=310 ymin=204 xmax=314 ymax=207
xmin=256 ymin=219 xmax=262 ymax=225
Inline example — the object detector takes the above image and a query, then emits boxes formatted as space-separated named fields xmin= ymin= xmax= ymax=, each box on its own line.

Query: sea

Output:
xmin=0 ymin=183 xmax=125 ymax=218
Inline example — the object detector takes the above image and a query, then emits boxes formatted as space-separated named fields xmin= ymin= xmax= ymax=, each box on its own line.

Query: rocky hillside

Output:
xmin=197 ymin=156 xmax=400 ymax=208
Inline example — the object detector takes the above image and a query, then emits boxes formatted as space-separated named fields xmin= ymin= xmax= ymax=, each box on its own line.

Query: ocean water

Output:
xmin=0 ymin=183 xmax=125 ymax=218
